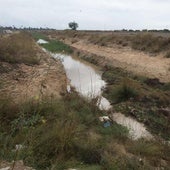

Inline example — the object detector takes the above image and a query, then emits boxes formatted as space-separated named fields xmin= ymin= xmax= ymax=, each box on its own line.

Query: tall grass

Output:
xmin=0 ymin=32 xmax=40 ymax=65
xmin=0 ymin=92 xmax=170 ymax=169
xmin=131 ymin=33 xmax=170 ymax=54
xmin=0 ymin=93 xmax=102 ymax=169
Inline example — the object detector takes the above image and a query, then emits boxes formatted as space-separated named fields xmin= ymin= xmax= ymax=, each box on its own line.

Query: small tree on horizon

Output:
xmin=68 ymin=21 xmax=78 ymax=30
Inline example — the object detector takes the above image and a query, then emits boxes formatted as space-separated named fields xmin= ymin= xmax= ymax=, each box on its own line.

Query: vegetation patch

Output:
xmin=102 ymin=66 xmax=170 ymax=140
xmin=31 ymin=32 xmax=73 ymax=54
xmin=131 ymin=33 xmax=170 ymax=54
xmin=41 ymin=39 xmax=73 ymax=53
xmin=31 ymin=32 xmax=49 ymax=41
xmin=0 ymin=32 xmax=40 ymax=65
xmin=0 ymin=93 xmax=131 ymax=169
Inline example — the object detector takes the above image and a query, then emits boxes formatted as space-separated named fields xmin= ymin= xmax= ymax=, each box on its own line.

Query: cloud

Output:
xmin=0 ymin=0 xmax=170 ymax=30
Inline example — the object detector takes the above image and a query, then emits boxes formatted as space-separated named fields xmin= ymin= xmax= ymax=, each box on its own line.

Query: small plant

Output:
xmin=111 ymin=78 xmax=139 ymax=103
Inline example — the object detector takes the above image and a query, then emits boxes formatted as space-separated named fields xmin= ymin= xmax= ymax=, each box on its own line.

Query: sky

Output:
xmin=0 ymin=0 xmax=170 ymax=30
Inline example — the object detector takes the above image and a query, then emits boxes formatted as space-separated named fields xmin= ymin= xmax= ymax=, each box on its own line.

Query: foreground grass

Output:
xmin=0 ymin=32 xmax=40 ymax=65
xmin=1 ymin=92 xmax=169 ymax=169
xmin=0 ymin=92 xmax=130 ymax=169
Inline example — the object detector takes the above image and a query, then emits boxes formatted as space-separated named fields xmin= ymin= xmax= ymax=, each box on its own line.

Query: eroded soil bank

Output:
xmin=48 ymin=32 xmax=170 ymax=83
xmin=0 ymin=44 xmax=67 ymax=103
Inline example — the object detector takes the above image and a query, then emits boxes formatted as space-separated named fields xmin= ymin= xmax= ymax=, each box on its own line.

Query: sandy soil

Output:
xmin=0 ymin=46 xmax=67 ymax=103
xmin=63 ymin=39 xmax=170 ymax=83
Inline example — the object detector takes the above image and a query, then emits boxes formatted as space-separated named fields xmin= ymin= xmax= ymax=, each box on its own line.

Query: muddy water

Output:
xmin=54 ymin=53 xmax=111 ymax=110
xmin=52 ymin=53 xmax=152 ymax=140
xmin=111 ymin=113 xmax=152 ymax=139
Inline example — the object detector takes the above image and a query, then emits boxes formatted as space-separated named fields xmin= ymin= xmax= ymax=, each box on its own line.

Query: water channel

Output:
xmin=38 ymin=39 xmax=153 ymax=140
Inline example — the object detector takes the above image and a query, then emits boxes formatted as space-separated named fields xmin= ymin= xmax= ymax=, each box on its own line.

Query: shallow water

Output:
xmin=111 ymin=112 xmax=153 ymax=139
xmin=37 ymin=39 xmax=48 ymax=44
xmin=49 ymin=48 xmax=152 ymax=139
xmin=54 ymin=53 xmax=111 ymax=110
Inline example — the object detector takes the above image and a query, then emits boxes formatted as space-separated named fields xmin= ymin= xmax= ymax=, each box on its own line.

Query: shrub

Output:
xmin=31 ymin=32 xmax=49 ymax=41
xmin=110 ymin=79 xmax=139 ymax=103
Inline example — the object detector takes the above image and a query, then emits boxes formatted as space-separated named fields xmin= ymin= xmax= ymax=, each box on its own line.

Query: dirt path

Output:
xmin=64 ymin=40 xmax=170 ymax=83
xmin=0 ymin=46 xmax=67 ymax=103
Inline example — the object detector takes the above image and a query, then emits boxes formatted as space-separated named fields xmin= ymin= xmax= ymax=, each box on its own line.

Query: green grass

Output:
xmin=31 ymin=32 xmax=49 ymax=41
xmin=96 ymin=123 xmax=128 ymax=142
xmin=0 ymin=92 xmax=170 ymax=169
xmin=31 ymin=31 xmax=73 ymax=54
xmin=41 ymin=40 xmax=73 ymax=53
xmin=127 ymin=139 xmax=163 ymax=158
xmin=0 ymin=93 xmax=129 ymax=169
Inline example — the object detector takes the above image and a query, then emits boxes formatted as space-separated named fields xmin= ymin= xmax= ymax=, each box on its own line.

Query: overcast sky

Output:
xmin=0 ymin=0 xmax=170 ymax=30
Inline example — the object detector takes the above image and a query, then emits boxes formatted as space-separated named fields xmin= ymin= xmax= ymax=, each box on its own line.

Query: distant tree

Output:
xmin=68 ymin=21 xmax=78 ymax=30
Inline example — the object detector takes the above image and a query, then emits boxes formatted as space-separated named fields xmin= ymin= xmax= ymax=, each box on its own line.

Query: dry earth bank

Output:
xmin=0 ymin=33 xmax=67 ymax=103
xmin=48 ymin=31 xmax=170 ymax=83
